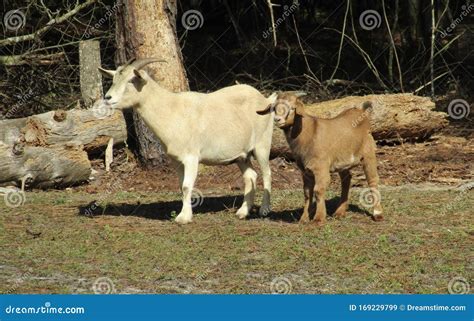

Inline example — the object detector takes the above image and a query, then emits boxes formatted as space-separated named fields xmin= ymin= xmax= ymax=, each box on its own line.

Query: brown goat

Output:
xmin=257 ymin=93 xmax=383 ymax=225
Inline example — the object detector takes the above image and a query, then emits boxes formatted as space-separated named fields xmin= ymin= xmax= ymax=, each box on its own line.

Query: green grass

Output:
xmin=0 ymin=187 xmax=472 ymax=294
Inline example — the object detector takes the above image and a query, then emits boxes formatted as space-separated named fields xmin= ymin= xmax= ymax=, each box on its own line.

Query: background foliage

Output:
xmin=0 ymin=0 xmax=472 ymax=118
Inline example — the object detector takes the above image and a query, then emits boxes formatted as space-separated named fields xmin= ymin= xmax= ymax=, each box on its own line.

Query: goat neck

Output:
xmin=132 ymin=79 xmax=178 ymax=152
xmin=137 ymin=78 xmax=173 ymax=108
xmin=284 ymin=113 xmax=316 ymax=145
xmin=284 ymin=113 xmax=318 ymax=164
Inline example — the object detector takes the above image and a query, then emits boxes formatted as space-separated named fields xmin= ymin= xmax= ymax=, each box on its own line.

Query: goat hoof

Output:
xmin=175 ymin=213 xmax=193 ymax=225
xmin=236 ymin=208 xmax=249 ymax=220
xmin=333 ymin=210 xmax=347 ymax=219
xmin=312 ymin=218 xmax=326 ymax=227
xmin=373 ymin=214 xmax=384 ymax=222
xmin=299 ymin=217 xmax=310 ymax=224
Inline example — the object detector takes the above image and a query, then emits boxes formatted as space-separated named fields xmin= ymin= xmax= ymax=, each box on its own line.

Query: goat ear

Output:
xmin=295 ymin=105 xmax=306 ymax=116
xmin=256 ymin=104 xmax=273 ymax=115
xmin=133 ymin=69 xmax=147 ymax=83
xmin=98 ymin=67 xmax=115 ymax=78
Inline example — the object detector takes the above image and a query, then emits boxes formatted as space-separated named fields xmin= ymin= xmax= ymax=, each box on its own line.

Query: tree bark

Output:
xmin=115 ymin=0 xmax=189 ymax=166
xmin=271 ymin=93 xmax=449 ymax=158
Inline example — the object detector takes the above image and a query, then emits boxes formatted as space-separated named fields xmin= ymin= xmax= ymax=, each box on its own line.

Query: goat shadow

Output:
xmin=262 ymin=197 xmax=370 ymax=223
xmin=78 ymin=195 xmax=370 ymax=223
xmin=78 ymin=195 xmax=245 ymax=220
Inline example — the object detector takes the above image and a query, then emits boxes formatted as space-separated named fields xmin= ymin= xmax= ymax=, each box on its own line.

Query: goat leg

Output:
xmin=362 ymin=150 xmax=384 ymax=221
xmin=300 ymin=170 xmax=314 ymax=223
xmin=312 ymin=170 xmax=330 ymax=226
xmin=334 ymin=170 xmax=351 ymax=218
xmin=175 ymin=157 xmax=199 ymax=224
xmin=236 ymin=160 xmax=257 ymax=219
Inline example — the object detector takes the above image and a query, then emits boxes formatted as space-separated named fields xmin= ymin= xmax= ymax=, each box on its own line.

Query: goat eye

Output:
xmin=275 ymin=105 xmax=286 ymax=115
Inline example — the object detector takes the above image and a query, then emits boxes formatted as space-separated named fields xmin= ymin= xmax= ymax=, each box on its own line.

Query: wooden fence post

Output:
xmin=79 ymin=40 xmax=103 ymax=107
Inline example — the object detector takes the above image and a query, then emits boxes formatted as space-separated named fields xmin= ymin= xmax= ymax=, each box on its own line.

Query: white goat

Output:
xmin=98 ymin=58 xmax=275 ymax=224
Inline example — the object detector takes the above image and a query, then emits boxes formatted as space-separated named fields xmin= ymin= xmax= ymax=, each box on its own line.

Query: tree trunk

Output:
xmin=115 ymin=0 xmax=189 ymax=166
xmin=271 ymin=93 xmax=448 ymax=158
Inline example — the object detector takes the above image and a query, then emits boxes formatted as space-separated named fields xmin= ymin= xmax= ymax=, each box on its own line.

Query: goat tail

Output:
xmin=362 ymin=101 xmax=373 ymax=111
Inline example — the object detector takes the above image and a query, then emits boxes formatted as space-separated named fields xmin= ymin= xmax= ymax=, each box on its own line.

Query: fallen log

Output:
xmin=0 ymin=108 xmax=127 ymax=153
xmin=0 ymin=108 xmax=124 ymax=188
xmin=0 ymin=143 xmax=91 ymax=188
xmin=271 ymin=93 xmax=448 ymax=158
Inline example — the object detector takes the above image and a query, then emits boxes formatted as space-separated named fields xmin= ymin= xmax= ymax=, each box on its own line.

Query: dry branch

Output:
xmin=0 ymin=0 xmax=97 ymax=47
xmin=267 ymin=0 xmax=278 ymax=46
xmin=0 ymin=52 xmax=65 ymax=66
xmin=382 ymin=0 xmax=404 ymax=91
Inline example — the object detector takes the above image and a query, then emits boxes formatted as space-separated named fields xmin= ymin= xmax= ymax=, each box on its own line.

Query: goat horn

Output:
xmin=131 ymin=58 xmax=167 ymax=70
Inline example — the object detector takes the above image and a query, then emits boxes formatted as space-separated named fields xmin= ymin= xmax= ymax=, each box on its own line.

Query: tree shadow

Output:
xmin=78 ymin=195 xmax=244 ymax=220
